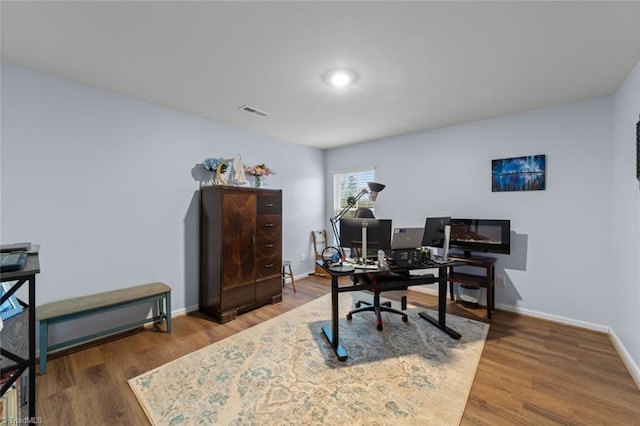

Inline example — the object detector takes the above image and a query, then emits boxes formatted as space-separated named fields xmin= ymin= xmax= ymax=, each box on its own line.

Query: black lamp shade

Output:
xmin=367 ymin=182 xmax=386 ymax=193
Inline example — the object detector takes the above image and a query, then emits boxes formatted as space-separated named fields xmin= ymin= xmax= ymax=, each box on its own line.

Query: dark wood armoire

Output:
xmin=199 ymin=185 xmax=283 ymax=322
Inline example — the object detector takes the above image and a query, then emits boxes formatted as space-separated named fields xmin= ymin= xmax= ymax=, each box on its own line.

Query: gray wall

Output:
xmin=3 ymin=59 xmax=639 ymax=383
xmin=325 ymin=61 xmax=640 ymax=381
xmin=326 ymin=96 xmax=614 ymax=327
xmin=1 ymin=62 xmax=325 ymax=343
xmin=611 ymin=61 xmax=640 ymax=383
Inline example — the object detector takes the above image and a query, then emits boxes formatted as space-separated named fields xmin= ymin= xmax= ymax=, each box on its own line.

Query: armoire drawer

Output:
xmin=256 ymin=215 xmax=282 ymax=238
xmin=255 ymin=238 xmax=282 ymax=258
xmin=257 ymin=195 xmax=282 ymax=215
xmin=256 ymin=255 xmax=282 ymax=279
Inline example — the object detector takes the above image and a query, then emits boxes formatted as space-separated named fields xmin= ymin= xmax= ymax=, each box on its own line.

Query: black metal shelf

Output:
xmin=1 ymin=253 xmax=40 ymax=422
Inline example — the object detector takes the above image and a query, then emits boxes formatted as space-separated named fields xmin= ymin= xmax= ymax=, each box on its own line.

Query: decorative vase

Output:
xmin=214 ymin=174 xmax=226 ymax=185
xmin=210 ymin=173 xmax=217 ymax=186
xmin=254 ymin=175 xmax=263 ymax=188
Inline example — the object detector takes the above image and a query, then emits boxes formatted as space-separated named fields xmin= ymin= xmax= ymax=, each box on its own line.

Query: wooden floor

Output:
xmin=36 ymin=275 xmax=640 ymax=425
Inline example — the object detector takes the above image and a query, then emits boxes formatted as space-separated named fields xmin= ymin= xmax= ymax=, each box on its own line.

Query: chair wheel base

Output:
xmin=347 ymin=294 xmax=407 ymax=331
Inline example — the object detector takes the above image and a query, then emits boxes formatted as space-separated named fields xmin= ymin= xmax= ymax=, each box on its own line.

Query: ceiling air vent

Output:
xmin=239 ymin=105 xmax=269 ymax=117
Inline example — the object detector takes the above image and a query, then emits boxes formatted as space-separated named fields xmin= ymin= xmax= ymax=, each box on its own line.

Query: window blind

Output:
xmin=332 ymin=168 xmax=376 ymax=218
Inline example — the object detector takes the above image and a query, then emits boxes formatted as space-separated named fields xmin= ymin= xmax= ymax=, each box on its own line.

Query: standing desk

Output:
xmin=316 ymin=259 xmax=462 ymax=361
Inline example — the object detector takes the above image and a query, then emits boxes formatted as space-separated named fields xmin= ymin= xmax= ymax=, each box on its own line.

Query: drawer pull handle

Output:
xmin=264 ymin=263 xmax=274 ymax=268
xmin=265 ymin=203 xmax=274 ymax=207
xmin=265 ymin=223 xmax=274 ymax=228
xmin=265 ymin=243 xmax=274 ymax=248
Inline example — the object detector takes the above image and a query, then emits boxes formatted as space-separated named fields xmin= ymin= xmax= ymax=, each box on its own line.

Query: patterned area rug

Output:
xmin=129 ymin=292 xmax=489 ymax=425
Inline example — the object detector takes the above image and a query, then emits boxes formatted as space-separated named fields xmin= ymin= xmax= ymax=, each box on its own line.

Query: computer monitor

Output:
xmin=339 ymin=218 xmax=392 ymax=259
xmin=422 ymin=217 xmax=452 ymax=247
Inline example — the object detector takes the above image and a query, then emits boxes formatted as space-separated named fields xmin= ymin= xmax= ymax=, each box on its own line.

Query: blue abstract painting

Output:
xmin=492 ymin=154 xmax=546 ymax=192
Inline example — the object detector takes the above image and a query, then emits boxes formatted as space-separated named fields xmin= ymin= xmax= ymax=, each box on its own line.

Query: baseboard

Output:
xmin=608 ymin=328 xmax=640 ymax=389
xmin=408 ymin=287 xmax=609 ymax=331
xmin=183 ymin=305 xmax=199 ymax=314
xmin=283 ymin=272 xmax=314 ymax=284
xmin=407 ymin=287 xmax=639 ymax=388
xmin=493 ymin=303 xmax=610 ymax=333
xmin=407 ymin=285 xmax=438 ymax=295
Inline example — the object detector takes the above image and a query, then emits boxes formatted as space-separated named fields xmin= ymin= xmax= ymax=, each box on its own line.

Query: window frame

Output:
xmin=332 ymin=167 xmax=376 ymax=219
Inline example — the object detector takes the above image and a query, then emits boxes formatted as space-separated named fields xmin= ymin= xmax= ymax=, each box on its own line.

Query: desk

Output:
xmin=317 ymin=260 xmax=462 ymax=361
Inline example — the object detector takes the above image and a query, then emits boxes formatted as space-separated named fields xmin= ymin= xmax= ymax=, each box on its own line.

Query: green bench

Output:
xmin=36 ymin=282 xmax=172 ymax=374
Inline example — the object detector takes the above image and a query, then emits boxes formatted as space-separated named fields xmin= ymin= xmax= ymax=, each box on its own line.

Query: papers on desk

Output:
xmin=345 ymin=258 xmax=380 ymax=270
xmin=354 ymin=264 xmax=379 ymax=270
xmin=0 ymin=242 xmax=31 ymax=253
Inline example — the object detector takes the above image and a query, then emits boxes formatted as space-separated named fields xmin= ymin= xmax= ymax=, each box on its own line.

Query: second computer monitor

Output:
xmin=339 ymin=218 xmax=392 ymax=258
xmin=422 ymin=217 xmax=452 ymax=247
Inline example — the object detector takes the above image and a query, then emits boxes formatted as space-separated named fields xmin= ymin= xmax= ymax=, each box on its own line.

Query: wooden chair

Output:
xmin=311 ymin=230 xmax=329 ymax=278
xmin=282 ymin=260 xmax=296 ymax=292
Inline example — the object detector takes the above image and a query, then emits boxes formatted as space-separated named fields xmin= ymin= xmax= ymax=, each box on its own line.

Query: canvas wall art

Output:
xmin=492 ymin=154 xmax=546 ymax=192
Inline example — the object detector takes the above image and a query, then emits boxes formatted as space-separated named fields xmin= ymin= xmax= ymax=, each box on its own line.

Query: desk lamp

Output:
xmin=329 ymin=182 xmax=385 ymax=265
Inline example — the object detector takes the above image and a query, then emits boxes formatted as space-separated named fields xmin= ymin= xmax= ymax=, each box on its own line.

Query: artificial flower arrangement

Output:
xmin=244 ymin=163 xmax=275 ymax=187
xmin=244 ymin=163 xmax=275 ymax=177
xmin=203 ymin=157 xmax=229 ymax=175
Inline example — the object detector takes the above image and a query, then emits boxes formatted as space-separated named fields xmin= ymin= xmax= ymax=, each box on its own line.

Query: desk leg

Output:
xmin=418 ymin=266 xmax=461 ymax=340
xmin=321 ymin=275 xmax=348 ymax=361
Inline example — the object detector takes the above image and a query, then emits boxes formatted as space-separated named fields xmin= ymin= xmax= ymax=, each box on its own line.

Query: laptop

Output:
xmin=391 ymin=227 xmax=425 ymax=250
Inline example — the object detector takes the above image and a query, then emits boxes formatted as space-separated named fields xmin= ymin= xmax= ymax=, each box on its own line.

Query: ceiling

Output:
xmin=2 ymin=1 xmax=639 ymax=149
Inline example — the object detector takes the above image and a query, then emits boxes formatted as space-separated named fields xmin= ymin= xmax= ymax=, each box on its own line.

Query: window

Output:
xmin=333 ymin=168 xmax=376 ymax=218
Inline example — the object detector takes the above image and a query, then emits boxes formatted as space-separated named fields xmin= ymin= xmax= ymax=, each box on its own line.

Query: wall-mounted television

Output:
xmin=449 ymin=219 xmax=511 ymax=255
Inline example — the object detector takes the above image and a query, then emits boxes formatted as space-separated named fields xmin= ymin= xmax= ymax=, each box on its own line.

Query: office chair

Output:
xmin=347 ymin=272 xmax=409 ymax=331
xmin=347 ymin=207 xmax=408 ymax=330
xmin=353 ymin=207 xmax=375 ymax=218
xmin=347 ymin=208 xmax=376 ymax=259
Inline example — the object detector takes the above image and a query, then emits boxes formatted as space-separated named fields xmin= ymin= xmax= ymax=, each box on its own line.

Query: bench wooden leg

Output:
xmin=39 ymin=320 xmax=49 ymax=375
xmin=155 ymin=292 xmax=172 ymax=332
xmin=165 ymin=291 xmax=172 ymax=333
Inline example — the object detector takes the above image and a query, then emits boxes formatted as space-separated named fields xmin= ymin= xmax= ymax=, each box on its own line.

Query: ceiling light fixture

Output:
xmin=323 ymin=68 xmax=358 ymax=88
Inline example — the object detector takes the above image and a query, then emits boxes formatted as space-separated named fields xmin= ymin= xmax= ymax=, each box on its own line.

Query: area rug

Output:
xmin=129 ymin=292 xmax=489 ymax=425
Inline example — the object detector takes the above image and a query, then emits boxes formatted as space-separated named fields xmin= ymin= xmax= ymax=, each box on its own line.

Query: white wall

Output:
xmin=1 ymin=62 xmax=325 ymax=343
xmin=326 ymin=97 xmax=615 ymax=330
xmin=611 ymin=60 xmax=640 ymax=381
